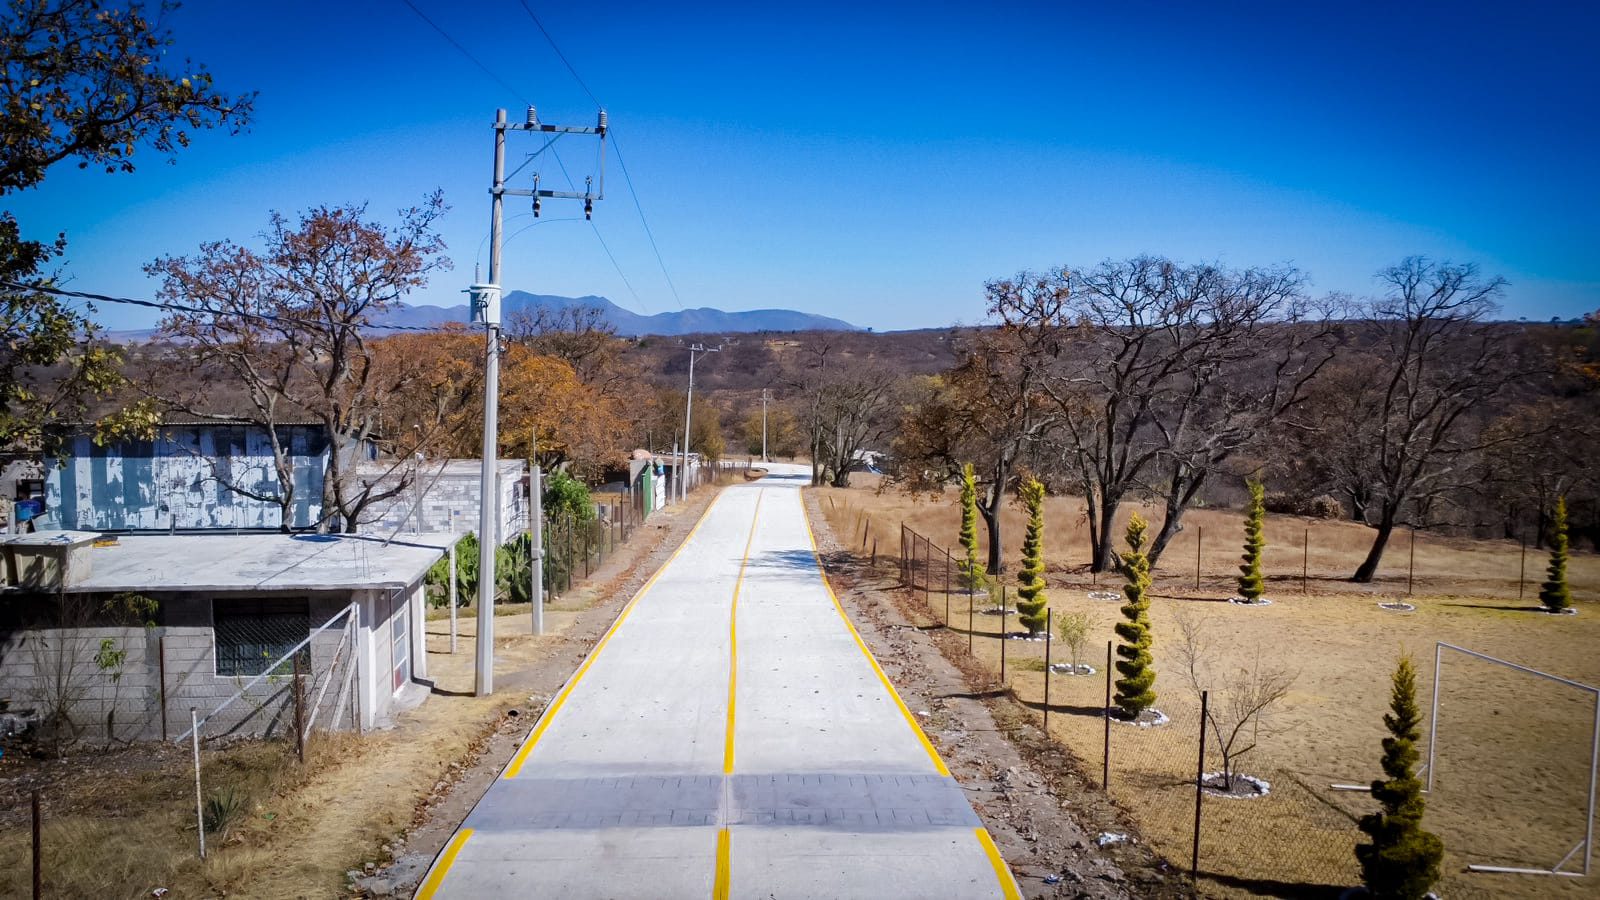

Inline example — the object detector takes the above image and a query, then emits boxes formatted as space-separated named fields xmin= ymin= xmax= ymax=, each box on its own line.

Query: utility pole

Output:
xmin=681 ymin=343 xmax=719 ymax=503
xmin=761 ymin=388 xmax=771 ymax=462
xmin=470 ymin=105 xmax=606 ymax=695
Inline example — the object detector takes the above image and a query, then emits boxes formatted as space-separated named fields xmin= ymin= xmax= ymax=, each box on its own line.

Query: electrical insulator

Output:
xmin=584 ymin=198 xmax=593 ymax=220
xmin=532 ymin=196 xmax=541 ymax=218
xmin=526 ymin=104 xmax=538 ymax=126
xmin=597 ymin=109 xmax=608 ymax=132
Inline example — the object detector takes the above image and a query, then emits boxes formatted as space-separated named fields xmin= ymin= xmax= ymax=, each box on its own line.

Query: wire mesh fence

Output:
xmin=885 ymin=518 xmax=1371 ymax=895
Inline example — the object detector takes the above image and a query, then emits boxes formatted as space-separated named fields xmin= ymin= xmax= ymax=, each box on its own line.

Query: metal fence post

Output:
xmin=292 ymin=654 xmax=306 ymax=763
xmin=158 ymin=635 xmax=168 ymax=741
xmin=192 ymin=707 xmax=205 ymax=860
xmin=1103 ymin=641 xmax=1113 ymax=790
xmin=1195 ymin=525 xmax=1202 ymax=591
xmin=999 ymin=599 xmax=1008 ymax=684
xmin=1193 ymin=690 xmax=1208 ymax=882
xmin=1408 ymin=527 xmax=1416 ymax=595
xmin=1302 ymin=527 xmax=1309 ymax=594
xmin=31 ymin=789 xmax=40 ymax=900
xmin=1043 ymin=608 xmax=1052 ymax=734
xmin=1518 ymin=532 xmax=1527 ymax=600
xmin=944 ymin=549 xmax=951 ymax=627
xmin=968 ymin=578 xmax=975 ymax=655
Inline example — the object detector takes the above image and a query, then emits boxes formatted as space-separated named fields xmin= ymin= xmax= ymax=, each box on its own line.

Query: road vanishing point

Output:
xmin=415 ymin=464 xmax=1022 ymax=899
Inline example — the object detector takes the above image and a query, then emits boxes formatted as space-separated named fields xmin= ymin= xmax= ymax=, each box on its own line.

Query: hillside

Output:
xmin=372 ymin=291 xmax=859 ymax=337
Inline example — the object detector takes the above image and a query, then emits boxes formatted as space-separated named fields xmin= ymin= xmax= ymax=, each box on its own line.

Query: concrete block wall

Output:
xmin=357 ymin=460 xmax=526 ymax=543
xmin=0 ymin=593 xmax=361 ymax=743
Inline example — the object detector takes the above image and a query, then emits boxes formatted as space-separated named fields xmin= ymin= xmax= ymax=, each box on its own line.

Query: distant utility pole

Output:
xmin=470 ymin=105 xmax=606 ymax=697
xmin=761 ymin=388 xmax=771 ymax=462
xmin=681 ymin=343 xmax=719 ymax=503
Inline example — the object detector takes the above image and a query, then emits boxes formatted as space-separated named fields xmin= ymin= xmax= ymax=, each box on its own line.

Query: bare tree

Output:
xmin=1293 ymin=258 xmax=1523 ymax=581
xmin=148 ymin=195 xmax=451 ymax=531
xmin=890 ymin=271 xmax=1066 ymax=574
xmin=789 ymin=341 xmax=901 ymax=487
xmin=1035 ymin=257 xmax=1330 ymax=571
xmin=1174 ymin=608 xmax=1296 ymax=792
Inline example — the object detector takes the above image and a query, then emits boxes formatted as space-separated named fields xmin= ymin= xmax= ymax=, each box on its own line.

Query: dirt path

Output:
xmin=804 ymin=489 xmax=1192 ymax=900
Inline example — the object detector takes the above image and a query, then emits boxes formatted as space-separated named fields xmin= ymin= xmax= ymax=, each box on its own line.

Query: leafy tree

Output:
xmin=958 ymin=462 xmax=984 ymax=591
xmin=1238 ymin=479 xmax=1267 ymax=601
xmin=1015 ymin=477 xmax=1049 ymax=635
xmin=0 ymin=0 xmax=251 ymax=449
xmin=1356 ymin=654 xmax=1444 ymax=899
xmin=1055 ymin=609 xmax=1096 ymax=673
xmin=1113 ymin=512 xmax=1157 ymax=718
xmin=1539 ymin=495 xmax=1573 ymax=613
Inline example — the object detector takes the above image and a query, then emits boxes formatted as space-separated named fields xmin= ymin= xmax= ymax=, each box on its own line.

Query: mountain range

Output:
xmin=371 ymin=291 xmax=859 ymax=336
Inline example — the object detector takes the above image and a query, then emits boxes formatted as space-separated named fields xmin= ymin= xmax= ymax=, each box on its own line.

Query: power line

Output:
xmin=396 ymin=0 xmax=531 ymax=104
xmin=514 ymin=3 xmax=686 ymax=310
xmin=1 ymin=281 xmax=448 ymax=333
xmin=517 ymin=0 xmax=602 ymax=107
xmin=587 ymin=220 xmax=648 ymax=313
xmin=610 ymin=135 xmax=686 ymax=309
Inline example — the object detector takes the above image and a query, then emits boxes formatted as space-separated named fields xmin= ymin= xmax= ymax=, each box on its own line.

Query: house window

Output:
xmin=213 ymin=598 xmax=310 ymax=676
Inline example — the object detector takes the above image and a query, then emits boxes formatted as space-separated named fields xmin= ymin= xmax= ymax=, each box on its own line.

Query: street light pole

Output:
xmin=681 ymin=343 xmax=718 ymax=502
xmin=761 ymin=388 xmax=771 ymax=462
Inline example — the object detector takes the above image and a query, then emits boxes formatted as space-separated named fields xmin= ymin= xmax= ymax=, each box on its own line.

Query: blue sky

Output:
xmin=8 ymin=0 xmax=1597 ymax=331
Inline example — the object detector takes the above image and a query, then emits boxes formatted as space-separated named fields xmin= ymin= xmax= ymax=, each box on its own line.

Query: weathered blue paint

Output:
xmin=42 ymin=425 xmax=331 ymax=532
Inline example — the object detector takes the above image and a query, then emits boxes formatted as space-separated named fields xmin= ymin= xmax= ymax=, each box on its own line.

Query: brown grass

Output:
xmin=816 ymin=480 xmax=1599 ymax=900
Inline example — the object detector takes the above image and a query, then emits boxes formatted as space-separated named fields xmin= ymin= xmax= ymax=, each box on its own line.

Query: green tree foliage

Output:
xmin=1113 ymin=512 xmax=1157 ymax=717
xmin=544 ymin=469 xmax=596 ymax=523
xmin=425 ymin=532 xmax=479 ymax=608
xmin=1539 ymin=495 xmax=1573 ymax=613
xmin=496 ymin=534 xmax=534 ymax=606
xmin=1238 ymin=479 xmax=1267 ymax=601
xmin=958 ymin=462 xmax=985 ymax=591
xmin=1015 ymin=477 xmax=1049 ymax=635
xmin=0 ymin=0 xmax=252 ymax=447
xmin=1356 ymin=654 xmax=1444 ymax=899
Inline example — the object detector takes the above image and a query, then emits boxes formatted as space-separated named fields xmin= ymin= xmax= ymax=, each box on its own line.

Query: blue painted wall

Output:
xmin=43 ymin=425 xmax=330 ymax=531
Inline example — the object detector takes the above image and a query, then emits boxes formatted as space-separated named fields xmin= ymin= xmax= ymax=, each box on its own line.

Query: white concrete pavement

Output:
xmin=416 ymin=465 xmax=1021 ymax=899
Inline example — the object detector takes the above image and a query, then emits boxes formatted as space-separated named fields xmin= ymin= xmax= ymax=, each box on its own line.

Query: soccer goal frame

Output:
xmin=1428 ymin=642 xmax=1598 ymax=879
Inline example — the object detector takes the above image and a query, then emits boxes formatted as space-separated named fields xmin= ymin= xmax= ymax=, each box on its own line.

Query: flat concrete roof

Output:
xmin=53 ymin=532 xmax=462 ymax=593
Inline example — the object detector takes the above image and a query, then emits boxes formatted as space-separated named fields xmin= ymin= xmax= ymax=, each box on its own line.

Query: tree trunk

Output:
xmin=1352 ymin=512 xmax=1397 ymax=583
xmin=1148 ymin=512 xmax=1183 ymax=568
xmin=1089 ymin=494 xmax=1122 ymax=572
xmin=979 ymin=499 xmax=1004 ymax=576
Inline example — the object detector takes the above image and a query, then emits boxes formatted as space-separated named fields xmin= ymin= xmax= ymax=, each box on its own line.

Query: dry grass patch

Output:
xmin=815 ymin=482 xmax=1599 ymax=900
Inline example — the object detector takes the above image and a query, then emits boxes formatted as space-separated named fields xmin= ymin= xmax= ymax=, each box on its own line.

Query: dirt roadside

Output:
xmin=804 ymin=490 xmax=1194 ymax=900
xmin=355 ymin=487 xmax=723 ymax=898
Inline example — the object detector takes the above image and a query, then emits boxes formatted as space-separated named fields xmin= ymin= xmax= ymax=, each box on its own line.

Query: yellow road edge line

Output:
xmin=975 ymin=827 xmax=1023 ymax=900
xmin=724 ymin=489 xmax=765 ymax=776
xmin=415 ymin=827 xmax=474 ymax=900
xmin=712 ymin=827 xmax=732 ymax=900
xmin=502 ymin=492 xmax=726 ymax=779
xmin=799 ymin=489 xmax=950 ymax=777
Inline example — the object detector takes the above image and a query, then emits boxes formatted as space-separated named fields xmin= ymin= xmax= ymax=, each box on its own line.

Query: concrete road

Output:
xmin=416 ymin=466 xmax=1021 ymax=899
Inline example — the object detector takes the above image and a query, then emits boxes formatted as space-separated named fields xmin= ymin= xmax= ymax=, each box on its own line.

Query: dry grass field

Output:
xmin=815 ymin=477 xmax=1599 ymax=900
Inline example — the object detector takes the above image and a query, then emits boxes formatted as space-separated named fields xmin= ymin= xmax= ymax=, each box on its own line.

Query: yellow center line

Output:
xmin=415 ymin=828 xmax=473 ymax=900
xmin=503 ymin=492 xmax=725 ymax=780
xmin=724 ymin=489 xmax=765 ymax=776
xmin=712 ymin=827 xmax=732 ymax=900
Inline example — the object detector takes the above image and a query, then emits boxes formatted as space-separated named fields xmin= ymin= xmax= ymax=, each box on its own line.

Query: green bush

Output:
xmin=1356 ymin=654 xmax=1444 ymax=899
xmin=1539 ymin=495 xmax=1573 ymax=614
xmin=1015 ymin=477 xmax=1048 ymax=635
xmin=1238 ymin=479 xmax=1266 ymax=601
xmin=958 ymin=462 xmax=986 ymax=592
xmin=424 ymin=532 xmax=478 ymax=608
xmin=544 ymin=469 xmax=595 ymax=523
xmin=1113 ymin=513 xmax=1157 ymax=718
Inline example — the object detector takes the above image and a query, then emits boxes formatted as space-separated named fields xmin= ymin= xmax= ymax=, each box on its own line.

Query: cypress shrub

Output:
xmin=958 ymin=462 xmax=985 ymax=591
xmin=1539 ymin=495 xmax=1573 ymax=614
xmin=1238 ymin=479 xmax=1267 ymax=601
xmin=1356 ymin=654 xmax=1444 ymax=899
xmin=1015 ymin=477 xmax=1048 ymax=635
xmin=1113 ymin=512 xmax=1157 ymax=717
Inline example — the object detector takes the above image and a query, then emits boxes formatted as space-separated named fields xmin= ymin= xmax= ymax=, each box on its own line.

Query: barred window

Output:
xmin=213 ymin=598 xmax=310 ymax=676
